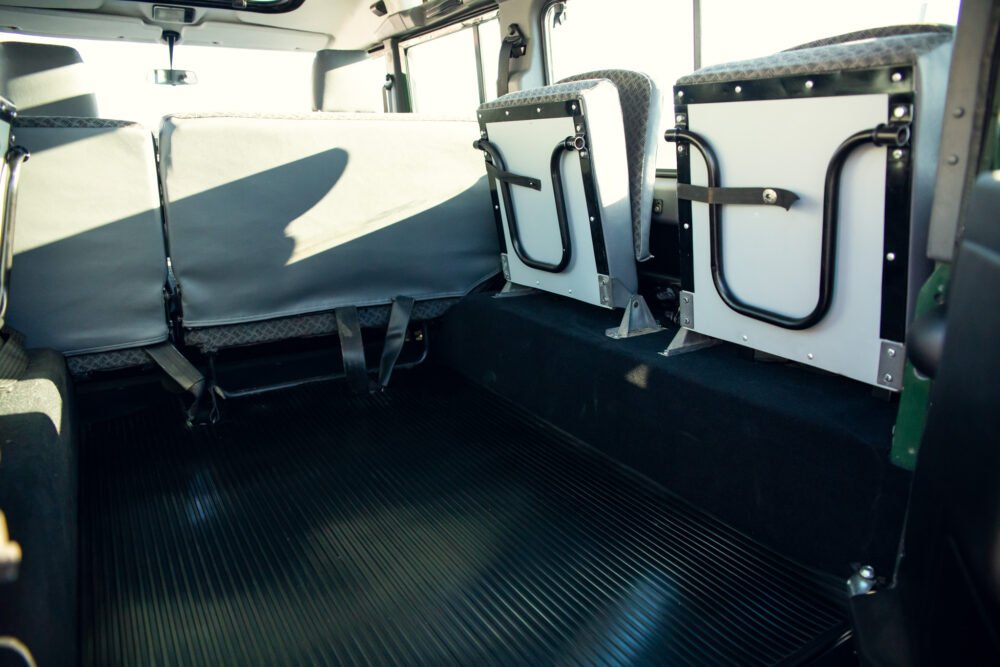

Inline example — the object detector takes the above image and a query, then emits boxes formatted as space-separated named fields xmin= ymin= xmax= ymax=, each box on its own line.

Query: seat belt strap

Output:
xmin=144 ymin=342 xmax=206 ymax=423
xmin=378 ymin=296 xmax=415 ymax=390
xmin=335 ymin=306 xmax=369 ymax=394
xmin=497 ymin=24 xmax=527 ymax=97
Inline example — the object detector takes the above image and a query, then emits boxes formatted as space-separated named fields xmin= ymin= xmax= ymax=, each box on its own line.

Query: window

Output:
xmin=0 ymin=33 xmax=313 ymax=127
xmin=700 ymin=0 xmax=962 ymax=66
xmin=403 ymin=14 xmax=500 ymax=116
xmin=319 ymin=54 xmax=386 ymax=113
xmin=543 ymin=0 xmax=694 ymax=169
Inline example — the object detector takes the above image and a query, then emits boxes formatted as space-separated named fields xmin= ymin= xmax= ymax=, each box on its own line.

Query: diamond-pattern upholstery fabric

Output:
xmin=677 ymin=31 xmax=953 ymax=85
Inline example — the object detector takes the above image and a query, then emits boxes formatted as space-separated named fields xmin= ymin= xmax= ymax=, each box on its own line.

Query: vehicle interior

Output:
xmin=0 ymin=0 xmax=996 ymax=665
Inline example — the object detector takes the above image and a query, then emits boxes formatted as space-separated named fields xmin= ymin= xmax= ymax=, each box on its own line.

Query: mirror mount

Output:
xmin=154 ymin=30 xmax=197 ymax=86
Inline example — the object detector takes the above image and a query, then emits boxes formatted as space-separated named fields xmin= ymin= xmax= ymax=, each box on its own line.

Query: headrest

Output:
xmin=313 ymin=49 xmax=381 ymax=113
xmin=0 ymin=41 xmax=98 ymax=116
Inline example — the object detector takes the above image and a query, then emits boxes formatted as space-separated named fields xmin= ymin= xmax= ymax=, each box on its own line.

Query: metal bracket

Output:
xmin=659 ymin=328 xmax=721 ymax=358
xmin=605 ymin=295 xmax=664 ymax=340
xmin=493 ymin=281 xmax=536 ymax=299
xmin=597 ymin=274 xmax=612 ymax=307
xmin=0 ymin=511 xmax=21 ymax=583
xmin=500 ymin=253 xmax=511 ymax=281
xmin=877 ymin=340 xmax=906 ymax=391
xmin=678 ymin=290 xmax=695 ymax=328
xmin=847 ymin=564 xmax=877 ymax=597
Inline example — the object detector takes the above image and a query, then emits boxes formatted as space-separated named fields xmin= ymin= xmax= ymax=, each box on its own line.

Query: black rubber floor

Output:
xmin=81 ymin=369 xmax=848 ymax=667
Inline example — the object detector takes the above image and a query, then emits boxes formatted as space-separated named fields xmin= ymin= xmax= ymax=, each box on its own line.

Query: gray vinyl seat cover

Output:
xmin=0 ymin=41 xmax=99 ymax=116
xmin=7 ymin=118 xmax=169 ymax=354
xmin=159 ymin=112 xmax=499 ymax=333
xmin=557 ymin=70 xmax=661 ymax=262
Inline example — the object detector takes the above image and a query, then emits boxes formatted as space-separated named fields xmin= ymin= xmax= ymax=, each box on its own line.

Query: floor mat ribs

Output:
xmin=81 ymin=370 xmax=847 ymax=666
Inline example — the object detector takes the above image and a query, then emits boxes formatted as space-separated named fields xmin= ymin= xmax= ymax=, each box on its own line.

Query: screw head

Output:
xmin=570 ymin=103 xmax=577 ymax=111
xmin=682 ymin=317 xmax=690 ymax=325
xmin=892 ymin=149 xmax=903 ymax=160
xmin=677 ymin=144 xmax=686 ymax=154
xmin=953 ymin=107 xmax=965 ymax=118
xmin=884 ymin=373 xmax=894 ymax=383
xmin=734 ymin=85 xmax=742 ymax=93
xmin=886 ymin=252 xmax=896 ymax=262
xmin=859 ymin=565 xmax=875 ymax=579
xmin=675 ymin=114 xmax=686 ymax=124
xmin=741 ymin=335 xmax=749 ymax=342
xmin=762 ymin=188 xmax=778 ymax=205
xmin=947 ymin=154 xmax=960 ymax=165
xmin=683 ymin=223 xmax=690 ymax=230
xmin=893 ymin=105 xmax=909 ymax=119
xmin=682 ymin=296 xmax=690 ymax=304
xmin=536 ymin=107 xmax=541 ymax=113
xmin=504 ymin=110 xmax=509 ymax=116
xmin=807 ymin=353 xmax=814 ymax=360
xmin=805 ymin=80 xmax=814 ymax=90
xmin=891 ymin=71 xmax=904 ymax=83
xmin=677 ymin=90 xmax=684 ymax=98
xmin=887 ymin=348 xmax=897 ymax=358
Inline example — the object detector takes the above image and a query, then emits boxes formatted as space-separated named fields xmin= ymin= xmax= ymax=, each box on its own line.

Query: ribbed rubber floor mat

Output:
xmin=81 ymin=370 xmax=848 ymax=666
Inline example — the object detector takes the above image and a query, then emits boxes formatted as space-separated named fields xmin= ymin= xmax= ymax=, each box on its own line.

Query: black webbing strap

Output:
xmin=497 ymin=24 xmax=526 ymax=97
xmin=144 ymin=342 xmax=205 ymax=423
xmin=0 ymin=328 xmax=28 ymax=393
xmin=676 ymin=184 xmax=799 ymax=211
xmin=377 ymin=296 xmax=415 ymax=390
xmin=336 ymin=306 xmax=369 ymax=394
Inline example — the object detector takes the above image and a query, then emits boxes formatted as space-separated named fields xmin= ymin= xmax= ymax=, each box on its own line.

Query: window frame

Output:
xmin=122 ymin=0 xmax=305 ymax=13
xmin=400 ymin=8 xmax=500 ymax=109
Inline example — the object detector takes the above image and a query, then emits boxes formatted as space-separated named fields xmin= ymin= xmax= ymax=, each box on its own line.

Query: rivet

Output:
xmin=886 ymin=252 xmax=896 ymax=262
xmin=892 ymin=149 xmax=903 ymax=160
xmin=891 ymin=71 xmax=904 ymax=83
xmin=504 ymin=110 xmax=509 ymax=116
xmin=887 ymin=348 xmax=897 ymax=358
xmin=884 ymin=373 xmax=894 ymax=383
xmin=571 ymin=104 xmax=577 ymax=111
xmin=804 ymin=80 xmax=814 ymax=89
xmin=536 ymin=107 xmax=541 ymax=113
xmin=762 ymin=188 xmax=778 ymax=205
xmin=860 ymin=565 xmax=875 ymax=579
xmin=675 ymin=114 xmax=685 ymax=123
xmin=535 ymin=281 xmax=540 ymax=285
xmin=677 ymin=90 xmax=684 ymax=98
xmin=892 ymin=105 xmax=908 ymax=119
xmin=568 ymin=289 xmax=573 ymax=294
xmin=682 ymin=317 xmax=690 ymax=325
xmin=576 ymin=125 xmax=581 ymax=131
xmin=589 ymin=216 xmax=595 ymax=222
xmin=682 ymin=296 xmax=690 ymax=304
xmin=683 ymin=223 xmax=690 ymax=230
xmin=677 ymin=144 xmax=686 ymax=154
xmin=807 ymin=353 xmax=814 ymax=360
xmin=946 ymin=154 xmax=959 ymax=165
xmin=494 ymin=205 xmax=499 ymax=210
xmin=953 ymin=107 xmax=965 ymax=118
xmin=734 ymin=85 xmax=742 ymax=93
xmin=478 ymin=113 xmax=482 ymax=118
xmin=741 ymin=334 xmax=749 ymax=342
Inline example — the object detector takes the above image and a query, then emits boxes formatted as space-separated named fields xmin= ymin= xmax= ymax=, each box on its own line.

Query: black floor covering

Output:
xmin=81 ymin=369 xmax=847 ymax=667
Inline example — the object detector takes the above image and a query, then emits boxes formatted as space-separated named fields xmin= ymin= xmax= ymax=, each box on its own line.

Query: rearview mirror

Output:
xmin=153 ymin=69 xmax=197 ymax=86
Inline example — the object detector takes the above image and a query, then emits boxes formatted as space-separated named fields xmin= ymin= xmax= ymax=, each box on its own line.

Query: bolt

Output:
xmin=887 ymin=348 xmax=896 ymax=358
xmin=947 ymin=154 xmax=959 ymax=165
xmin=805 ymin=80 xmax=814 ymax=90
xmin=892 ymin=149 xmax=903 ymax=160
xmin=884 ymin=373 xmax=894 ymax=383
xmin=891 ymin=71 xmax=904 ymax=83
xmin=859 ymin=565 xmax=875 ymax=579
